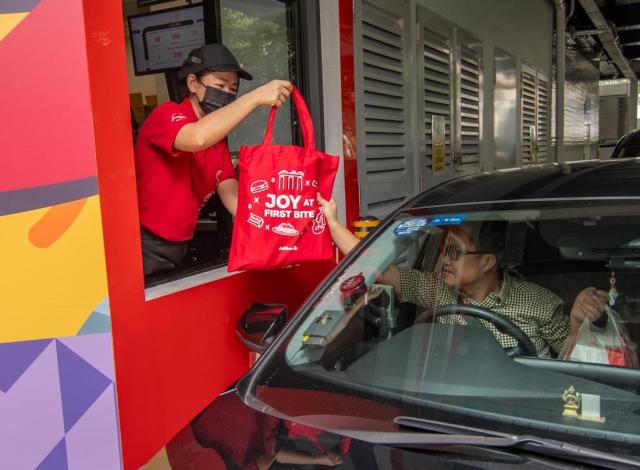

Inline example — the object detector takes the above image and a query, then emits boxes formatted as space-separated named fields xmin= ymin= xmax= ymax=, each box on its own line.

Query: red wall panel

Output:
xmin=81 ymin=1 xmax=334 ymax=468
xmin=339 ymin=0 xmax=361 ymax=227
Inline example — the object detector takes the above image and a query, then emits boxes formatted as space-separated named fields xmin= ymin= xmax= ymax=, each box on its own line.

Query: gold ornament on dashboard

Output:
xmin=562 ymin=385 xmax=581 ymax=417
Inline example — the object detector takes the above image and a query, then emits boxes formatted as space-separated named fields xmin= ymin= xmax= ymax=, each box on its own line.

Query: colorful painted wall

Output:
xmin=1 ymin=0 xmax=338 ymax=468
xmin=0 ymin=0 xmax=121 ymax=468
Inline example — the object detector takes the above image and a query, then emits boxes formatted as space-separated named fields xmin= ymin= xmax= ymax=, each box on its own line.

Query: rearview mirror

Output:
xmin=236 ymin=303 xmax=288 ymax=353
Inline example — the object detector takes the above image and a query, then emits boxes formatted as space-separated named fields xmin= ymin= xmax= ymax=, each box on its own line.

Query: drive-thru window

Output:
xmin=123 ymin=0 xmax=322 ymax=291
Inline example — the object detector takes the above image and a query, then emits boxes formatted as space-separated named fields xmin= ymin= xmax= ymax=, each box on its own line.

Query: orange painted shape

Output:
xmin=28 ymin=198 xmax=88 ymax=248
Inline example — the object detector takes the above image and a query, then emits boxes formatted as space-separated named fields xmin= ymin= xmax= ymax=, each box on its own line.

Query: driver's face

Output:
xmin=439 ymin=228 xmax=489 ymax=288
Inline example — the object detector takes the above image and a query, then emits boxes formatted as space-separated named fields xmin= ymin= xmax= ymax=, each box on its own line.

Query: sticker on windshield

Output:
xmin=394 ymin=217 xmax=429 ymax=236
xmin=428 ymin=214 xmax=467 ymax=226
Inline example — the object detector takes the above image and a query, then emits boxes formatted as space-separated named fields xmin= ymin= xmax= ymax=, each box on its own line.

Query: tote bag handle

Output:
xmin=262 ymin=86 xmax=315 ymax=149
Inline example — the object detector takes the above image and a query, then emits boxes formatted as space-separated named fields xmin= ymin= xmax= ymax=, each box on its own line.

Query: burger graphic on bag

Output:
xmin=250 ymin=179 xmax=269 ymax=194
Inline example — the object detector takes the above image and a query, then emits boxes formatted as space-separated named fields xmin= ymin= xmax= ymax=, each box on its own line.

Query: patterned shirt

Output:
xmin=397 ymin=268 xmax=569 ymax=357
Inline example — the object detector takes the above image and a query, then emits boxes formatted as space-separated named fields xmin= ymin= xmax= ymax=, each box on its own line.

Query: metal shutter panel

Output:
xmin=521 ymin=68 xmax=537 ymax=164
xmin=457 ymin=44 xmax=481 ymax=174
xmin=357 ymin=0 xmax=414 ymax=217
xmin=536 ymin=73 xmax=550 ymax=163
xmin=422 ymin=28 xmax=452 ymax=174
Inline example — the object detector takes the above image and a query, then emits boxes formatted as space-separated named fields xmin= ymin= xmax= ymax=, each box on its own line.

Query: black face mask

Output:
xmin=199 ymin=83 xmax=237 ymax=114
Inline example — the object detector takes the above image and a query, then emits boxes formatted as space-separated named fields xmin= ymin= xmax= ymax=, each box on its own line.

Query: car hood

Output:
xmin=185 ymin=388 xmax=601 ymax=469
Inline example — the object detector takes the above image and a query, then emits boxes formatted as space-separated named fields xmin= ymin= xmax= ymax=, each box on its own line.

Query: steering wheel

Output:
xmin=416 ymin=304 xmax=537 ymax=357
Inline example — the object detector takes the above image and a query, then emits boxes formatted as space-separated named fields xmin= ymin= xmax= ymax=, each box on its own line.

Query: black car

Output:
xmin=611 ymin=129 xmax=640 ymax=158
xmin=184 ymin=159 xmax=640 ymax=469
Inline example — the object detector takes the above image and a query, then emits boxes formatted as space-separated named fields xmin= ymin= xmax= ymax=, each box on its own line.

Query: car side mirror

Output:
xmin=236 ymin=303 xmax=288 ymax=353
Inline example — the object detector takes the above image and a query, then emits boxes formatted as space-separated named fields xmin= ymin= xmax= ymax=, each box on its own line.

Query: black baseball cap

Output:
xmin=178 ymin=44 xmax=253 ymax=81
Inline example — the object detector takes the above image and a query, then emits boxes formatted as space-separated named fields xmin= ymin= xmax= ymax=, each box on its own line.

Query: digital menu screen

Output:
xmin=128 ymin=5 xmax=205 ymax=75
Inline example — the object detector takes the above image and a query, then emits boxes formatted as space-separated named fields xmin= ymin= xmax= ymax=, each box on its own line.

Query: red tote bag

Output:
xmin=228 ymin=87 xmax=339 ymax=271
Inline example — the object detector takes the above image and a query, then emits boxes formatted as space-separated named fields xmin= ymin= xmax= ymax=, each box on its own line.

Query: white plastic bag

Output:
xmin=560 ymin=306 xmax=638 ymax=368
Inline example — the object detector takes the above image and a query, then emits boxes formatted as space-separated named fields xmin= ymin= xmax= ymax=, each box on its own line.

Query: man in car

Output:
xmin=317 ymin=195 xmax=608 ymax=357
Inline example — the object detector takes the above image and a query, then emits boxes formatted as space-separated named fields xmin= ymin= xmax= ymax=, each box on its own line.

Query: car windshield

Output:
xmin=617 ymin=145 xmax=640 ymax=158
xmin=244 ymin=198 xmax=640 ymax=461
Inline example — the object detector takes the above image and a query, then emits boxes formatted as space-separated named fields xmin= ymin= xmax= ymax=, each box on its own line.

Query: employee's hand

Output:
xmin=570 ymin=287 xmax=608 ymax=327
xmin=252 ymin=80 xmax=293 ymax=108
xmin=317 ymin=194 xmax=338 ymax=226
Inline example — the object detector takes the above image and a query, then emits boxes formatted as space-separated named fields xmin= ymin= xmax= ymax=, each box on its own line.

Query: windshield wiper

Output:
xmin=330 ymin=416 xmax=640 ymax=469
xmin=393 ymin=416 xmax=640 ymax=469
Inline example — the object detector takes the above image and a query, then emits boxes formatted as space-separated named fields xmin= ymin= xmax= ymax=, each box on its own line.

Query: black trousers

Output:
xmin=140 ymin=226 xmax=187 ymax=276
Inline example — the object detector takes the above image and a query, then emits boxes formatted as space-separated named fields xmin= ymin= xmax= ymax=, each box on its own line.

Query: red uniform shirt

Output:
xmin=135 ymin=98 xmax=236 ymax=241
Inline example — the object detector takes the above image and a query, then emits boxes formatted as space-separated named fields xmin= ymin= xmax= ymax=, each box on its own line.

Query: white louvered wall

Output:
xmin=422 ymin=28 xmax=452 ymax=174
xmin=536 ymin=74 xmax=550 ymax=163
xmin=521 ymin=69 xmax=537 ymax=164
xmin=521 ymin=67 xmax=550 ymax=164
xmin=458 ymin=44 xmax=482 ymax=174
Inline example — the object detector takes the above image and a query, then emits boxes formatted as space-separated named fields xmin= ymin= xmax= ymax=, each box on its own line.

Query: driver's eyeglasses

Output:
xmin=443 ymin=244 xmax=494 ymax=261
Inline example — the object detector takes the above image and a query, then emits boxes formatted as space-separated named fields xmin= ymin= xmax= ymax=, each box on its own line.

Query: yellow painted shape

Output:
xmin=0 ymin=196 xmax=108 ymax=343
xmin=0 ymin=12 xmax=29 ymax=42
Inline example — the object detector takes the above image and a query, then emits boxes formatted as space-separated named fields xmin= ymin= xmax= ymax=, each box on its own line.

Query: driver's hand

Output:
xmin=570 ymin=287 xmax=607 ymax=327
xmin=317 ymin=194 xmax=338 ymax=226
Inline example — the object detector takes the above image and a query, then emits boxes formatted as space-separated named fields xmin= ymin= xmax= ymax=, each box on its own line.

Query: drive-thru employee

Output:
xmin=135 ymin=43 xmax=292 ymax=275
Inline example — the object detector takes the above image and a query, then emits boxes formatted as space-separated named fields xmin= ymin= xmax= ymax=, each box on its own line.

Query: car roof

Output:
xmin=612 ymin=129 xmax=640 ymax=158
xmin=618 ymin=128 xmax=640 ymax=148
xmin=408 ymin=158 xmax=640 ymax=209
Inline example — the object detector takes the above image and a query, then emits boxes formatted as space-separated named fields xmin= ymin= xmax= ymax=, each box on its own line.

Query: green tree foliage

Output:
xmin=221 ymin=4 xmax=294 ymax=149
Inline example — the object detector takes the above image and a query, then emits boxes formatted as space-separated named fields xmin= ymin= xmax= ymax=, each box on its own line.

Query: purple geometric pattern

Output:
xmin=66 ymin=385 xmax=121 ymax=470
xmin=36 ymin=438 xmax=68 ymax=470
xmin=0 ymin=342 xmax=64 ymax=469
xmin=60 ymin=334 xmax=115 ymax=381
xmin=56 ymin=341 xmax=111 ymax=433
xmin=0 ymin=339 xmax=52 ymax=392
xmin=0 ymin=333 xmax=121 ymax=469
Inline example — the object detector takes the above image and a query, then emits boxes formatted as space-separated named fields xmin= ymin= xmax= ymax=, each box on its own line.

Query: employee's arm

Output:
xmin=174 ymin=80 xmax=292 ymax=152
xmin=217 ymin=179 xmax=238 ymax=216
